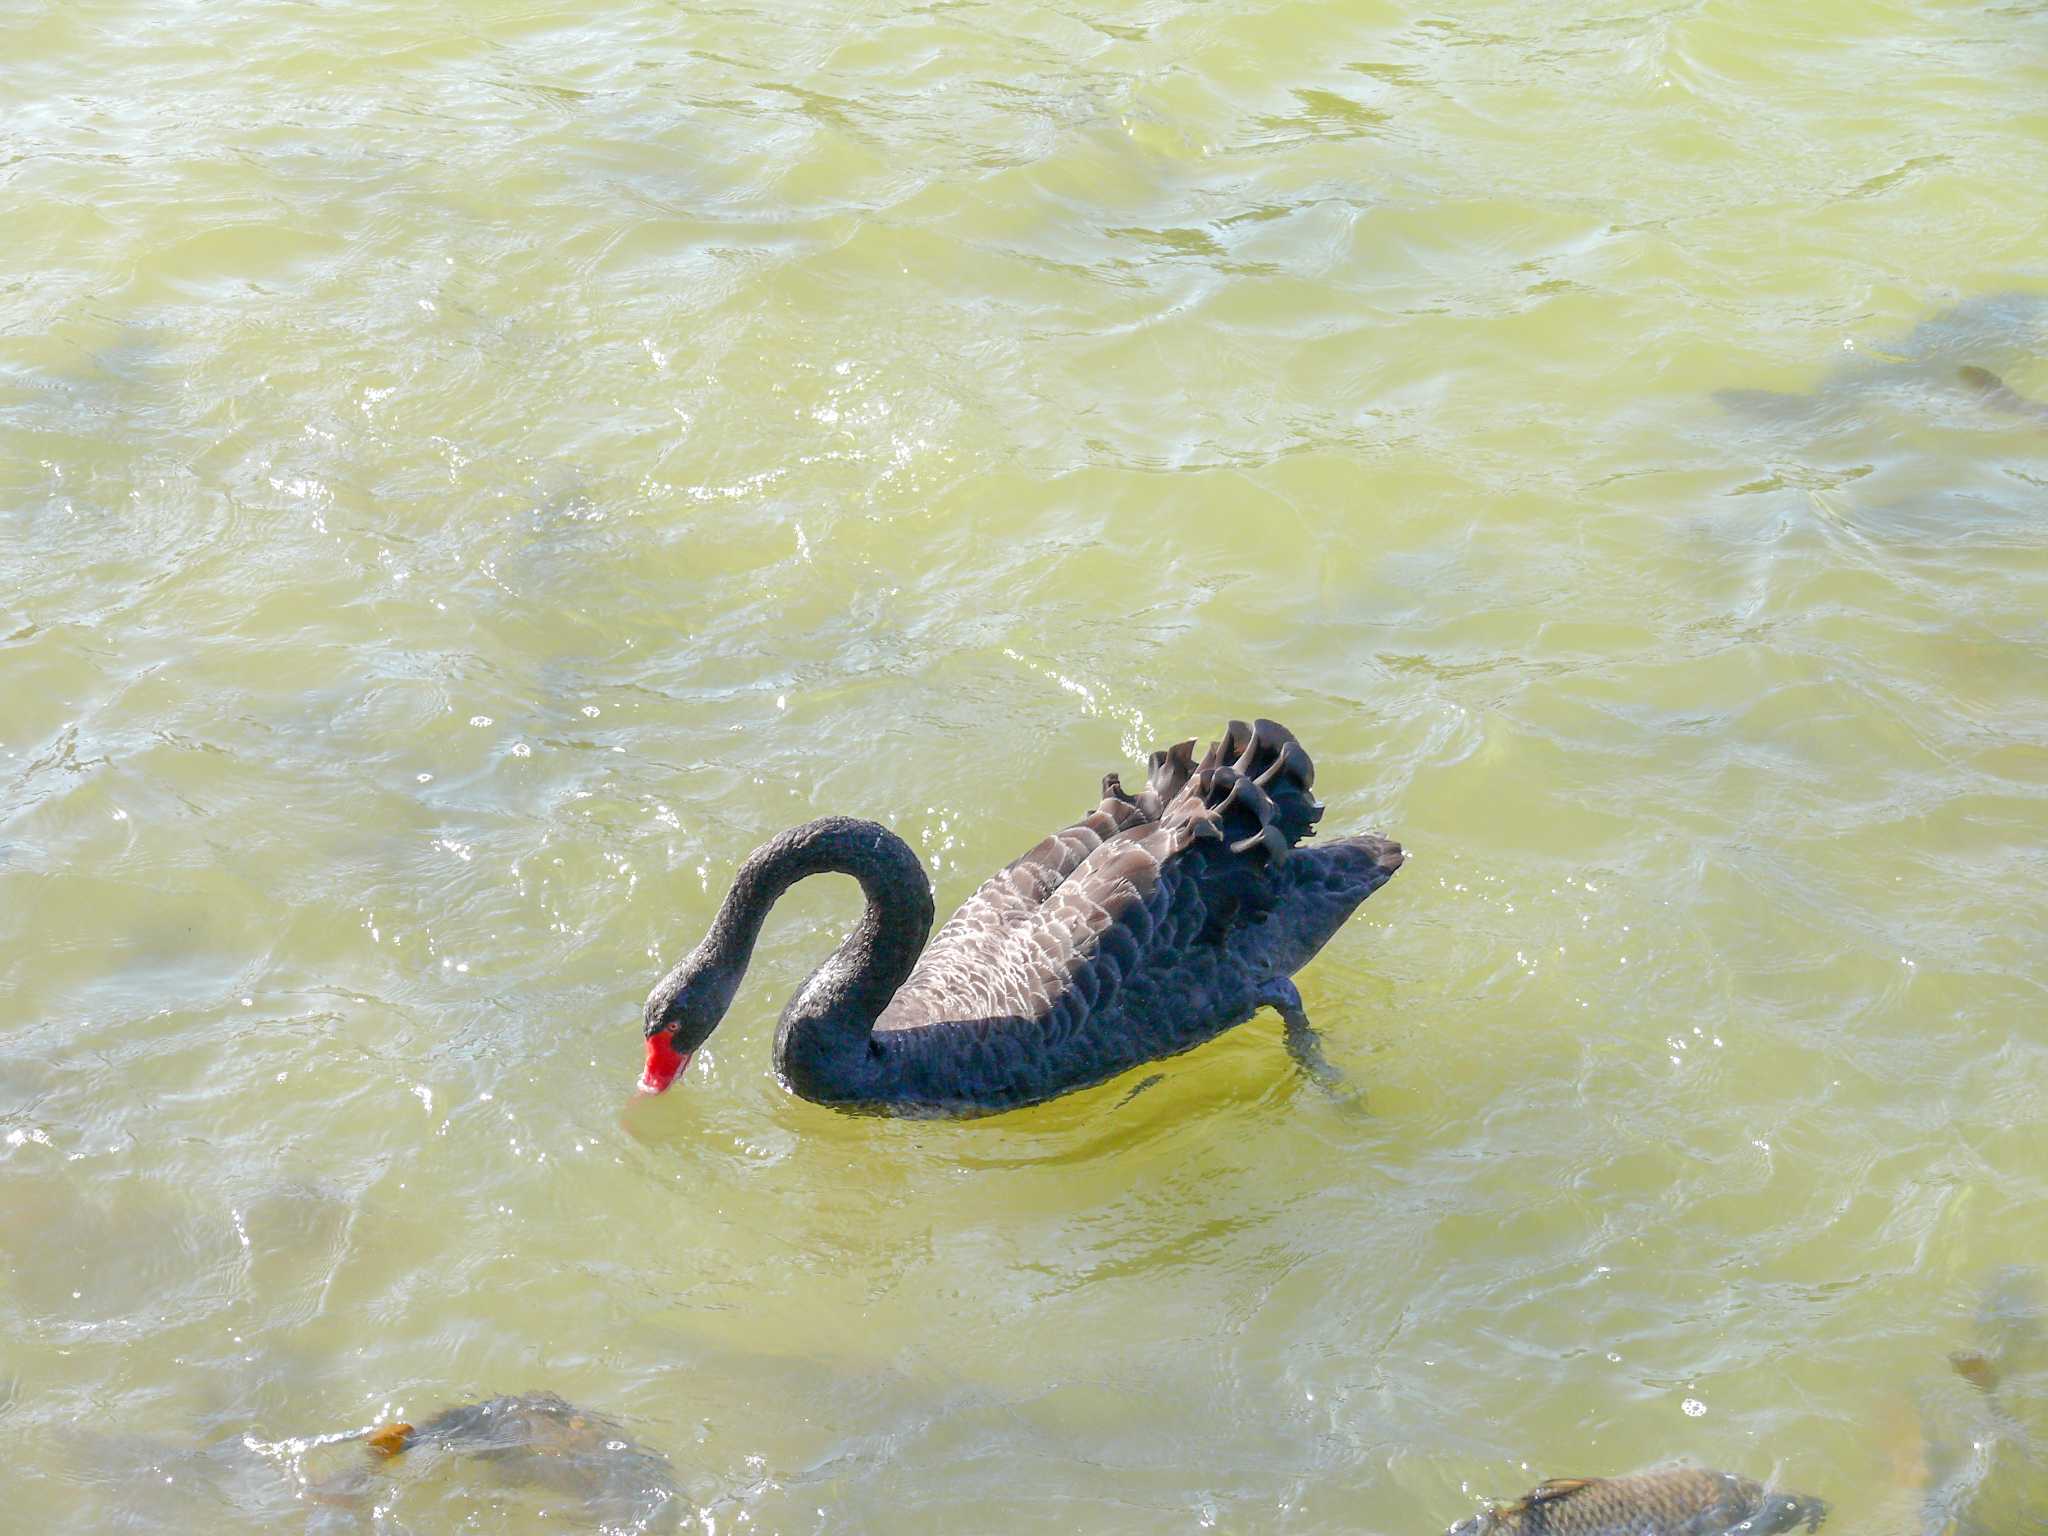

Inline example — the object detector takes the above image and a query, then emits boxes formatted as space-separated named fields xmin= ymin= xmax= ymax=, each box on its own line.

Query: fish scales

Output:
xmin=1447 ymin=1466 xmax=1828 ymax=1536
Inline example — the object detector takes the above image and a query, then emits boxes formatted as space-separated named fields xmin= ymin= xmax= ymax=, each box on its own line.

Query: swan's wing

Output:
xmin=868 ymin=797 xmax=1157 ymax=1031
xmin=991 ymin=735 xmax=1199 ymax=909
xmin=899 ymin=736 xmax=1198 ymax=973
xmin=883 ymin=720 xmax=1382 ymax=1034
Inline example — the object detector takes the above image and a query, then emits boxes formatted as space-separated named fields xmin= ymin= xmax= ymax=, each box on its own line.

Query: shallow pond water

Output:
xmin=3 ymin=1 xmax=2045 ymax=1531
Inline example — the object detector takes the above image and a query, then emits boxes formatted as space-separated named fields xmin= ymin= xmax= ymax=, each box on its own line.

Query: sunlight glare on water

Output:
xmin=3 ymin=0 xmax=2046 ymax=1532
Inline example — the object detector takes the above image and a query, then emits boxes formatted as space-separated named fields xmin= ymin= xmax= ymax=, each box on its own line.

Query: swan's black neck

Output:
xmin=699 ymin=816 xmax=933 ymax=1094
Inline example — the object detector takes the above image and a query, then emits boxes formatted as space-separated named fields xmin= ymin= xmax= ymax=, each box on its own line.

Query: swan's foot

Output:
xmin=1284 ymin=1015 xmax=1349 ymax=1095
xmin=1256 ymin=978 xmax=1352 ymax=1098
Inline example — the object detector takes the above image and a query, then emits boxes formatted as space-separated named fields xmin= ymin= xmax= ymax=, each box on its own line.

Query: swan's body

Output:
xmin=641 ymin=719 xmax=1402 ymax=1116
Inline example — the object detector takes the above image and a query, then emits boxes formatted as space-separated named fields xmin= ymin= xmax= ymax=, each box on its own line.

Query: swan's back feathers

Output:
xmin=1102 ymin=736 xmax=1200 ymax=820
xmin=1193 ymin=718 xmax=1323 ymax=846
xmin=1161 ymin=718 xmax=1322 ymax=861
xmin=879 ymin=720 xmax=1398 ymax=1054
xmin=1024 ymin=736 xmax=1200 ymax=887
xmin=922 ymin=732 xmax=1197 ymax=939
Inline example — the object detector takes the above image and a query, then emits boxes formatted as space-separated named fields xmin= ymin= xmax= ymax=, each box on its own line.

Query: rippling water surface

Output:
xmin=5 ymin=1 xmax=2046 ymax=1530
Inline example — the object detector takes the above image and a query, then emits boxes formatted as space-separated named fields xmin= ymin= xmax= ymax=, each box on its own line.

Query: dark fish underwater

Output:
xmin=1916 ymin=1267 xmax=2048 ymax=1536
xmin=1714 ymin=291 xmax=2048 ymax=434
xmin=357 ymin=1391 xmax=685 ymax=1530
xmin=1445 ymin=1465 xmax=1827 ymax=1536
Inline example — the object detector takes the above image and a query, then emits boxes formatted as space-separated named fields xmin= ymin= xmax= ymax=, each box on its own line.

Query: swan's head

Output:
xmin=639 ymin=955 xmax=739 ymax=1093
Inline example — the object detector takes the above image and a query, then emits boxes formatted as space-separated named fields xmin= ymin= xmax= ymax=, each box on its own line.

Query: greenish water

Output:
xmin=4 ymin=0 xmax=2046 ymax=1530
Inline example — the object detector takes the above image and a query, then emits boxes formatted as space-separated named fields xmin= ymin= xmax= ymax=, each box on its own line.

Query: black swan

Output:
xmin=640 ymin=719 xmax=1402 ymax=1116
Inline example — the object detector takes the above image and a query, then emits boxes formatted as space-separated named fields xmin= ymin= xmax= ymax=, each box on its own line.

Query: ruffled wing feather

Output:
xmin=881 ymin=721 xmax=1391 ymax=1043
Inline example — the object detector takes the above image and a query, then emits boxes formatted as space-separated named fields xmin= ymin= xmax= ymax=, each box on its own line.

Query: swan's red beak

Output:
xmin=639 ymin=1033 xmax=690 ymax=1094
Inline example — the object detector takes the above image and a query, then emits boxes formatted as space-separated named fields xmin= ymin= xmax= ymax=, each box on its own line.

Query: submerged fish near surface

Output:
xmin=1918 ymin=1267 xmax=2048 ymax=1535
xmin=1445 ymin=1465 xmax=1828 ymax=1536
xmin=1714 ymin=291 xmax=2048 ymax=434
xmin=1955 ymin=365 xmax=2048 ymax=428
xmin=364 ymin=1391 xmax=685 ymax=1530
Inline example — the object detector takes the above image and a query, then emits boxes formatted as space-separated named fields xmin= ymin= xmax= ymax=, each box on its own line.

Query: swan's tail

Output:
xmin=1161 ymin=718 xmax=1323 ymax=863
